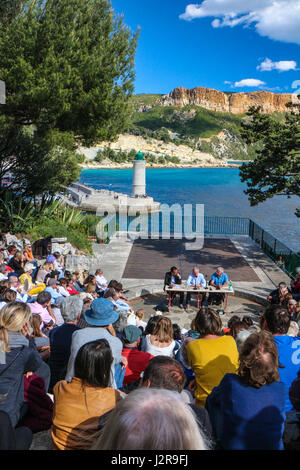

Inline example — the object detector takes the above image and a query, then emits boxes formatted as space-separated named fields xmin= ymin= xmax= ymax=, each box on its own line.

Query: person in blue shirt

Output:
xmin=45 ymin=278 xmax=64 ymax=304
xmin=206 ymin=330 xmax=287 ymax=450
xmin=262 ymin=304 xmax=300 ymax=413
xmin=208 ymin=267 xmax=229 ymax=306
xmin=185 ymin=267 xmax=207 ymax=311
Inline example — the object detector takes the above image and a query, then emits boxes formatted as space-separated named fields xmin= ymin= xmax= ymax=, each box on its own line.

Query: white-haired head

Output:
xmin=60 ymin=296 xmax=83 ymax=322
xmin=92 ymin=388 xmax=208 ymax=450
xmin=235 ymin=329 xmax=252 ymax=353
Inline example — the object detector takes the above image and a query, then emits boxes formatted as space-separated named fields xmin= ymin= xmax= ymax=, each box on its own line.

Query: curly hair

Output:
xmin=238 ymin=330 xmax=280 ymax=388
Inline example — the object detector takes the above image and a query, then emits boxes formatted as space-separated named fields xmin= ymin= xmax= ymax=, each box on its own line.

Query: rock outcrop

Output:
xmin=159 ymin=86 xmax=295 ymax=114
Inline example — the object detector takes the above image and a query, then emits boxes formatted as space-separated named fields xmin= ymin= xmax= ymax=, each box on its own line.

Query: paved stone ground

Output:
xmin=131 ymin=292 xmax=262 ymax=330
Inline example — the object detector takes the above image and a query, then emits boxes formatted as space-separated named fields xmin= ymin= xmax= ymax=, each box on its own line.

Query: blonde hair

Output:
xmin=136 ymin=309 xmax=145 ymax=320
xmin=14 ymin=251 xmax=23 ymax=261
xmin=152 ymin=316 xmax=173 ymax=343
xmin=0 ymin=302 xmax=32 ymax=352
xmin=42 ymin=262 xmax=53 ymax=272
xmin=92 ymin=388 xmax=207 ymax=450
xmin=85 ymin=283 xmax=96 ymax=294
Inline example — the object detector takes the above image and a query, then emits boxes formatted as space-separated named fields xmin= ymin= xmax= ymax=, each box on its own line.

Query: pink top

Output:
xmin=29 ymin=302 xmax=55 ymax=328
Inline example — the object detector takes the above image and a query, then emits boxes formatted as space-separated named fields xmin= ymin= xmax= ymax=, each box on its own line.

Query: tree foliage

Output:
xmin=0 ymin=0 xmax=138 ymax=199
xmin=240 ymin=104 xmax=300 ymax=216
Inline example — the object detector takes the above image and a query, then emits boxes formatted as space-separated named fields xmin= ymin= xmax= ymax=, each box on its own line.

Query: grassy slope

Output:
xmin=129 ymin=95 xmax=244 ymax=139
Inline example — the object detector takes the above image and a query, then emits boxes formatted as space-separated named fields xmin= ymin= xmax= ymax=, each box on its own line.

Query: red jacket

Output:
xmin=122 ymin=347 xmax=153 ymax=386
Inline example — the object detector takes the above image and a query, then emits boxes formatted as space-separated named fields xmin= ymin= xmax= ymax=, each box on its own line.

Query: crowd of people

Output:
xmin=1 ymin=241 xmax=300 ymax=451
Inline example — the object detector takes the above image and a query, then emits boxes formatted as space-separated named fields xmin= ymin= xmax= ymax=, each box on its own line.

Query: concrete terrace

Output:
xmin=95 ymin=233 xmax=291 ymax=305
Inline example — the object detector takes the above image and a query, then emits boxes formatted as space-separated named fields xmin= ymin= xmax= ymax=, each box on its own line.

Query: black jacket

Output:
xmin=0 ymin=335 xmax=45 ymax=427
xmin=164 ymin=271 xmax=182 ymax=291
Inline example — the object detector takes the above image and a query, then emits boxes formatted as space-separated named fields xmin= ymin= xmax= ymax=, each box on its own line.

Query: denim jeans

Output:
xmin=114 ymin=363 xmax=126 ymax=389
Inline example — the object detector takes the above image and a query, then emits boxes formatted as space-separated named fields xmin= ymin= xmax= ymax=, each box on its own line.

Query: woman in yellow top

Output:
xmin=19 ymin=263 xmax=46 ymax=296
xmin=51 ymin=339 xmax=124 ymax=450
xmin=187 ymin=309 xmax=239 ymax=407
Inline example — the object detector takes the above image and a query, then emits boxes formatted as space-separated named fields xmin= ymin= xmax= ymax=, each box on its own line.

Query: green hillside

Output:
xmin=130 ymin=104 xmax=244 ymax=139
xmin=125 ymin=94 xmax=254 ymax=159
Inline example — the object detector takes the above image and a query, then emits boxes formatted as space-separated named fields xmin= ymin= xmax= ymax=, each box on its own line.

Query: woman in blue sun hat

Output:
xmin=65 ymin=298 xmax=128 ymax=389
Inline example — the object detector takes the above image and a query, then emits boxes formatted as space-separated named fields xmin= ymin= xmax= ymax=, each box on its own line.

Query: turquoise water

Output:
xmin=79 ymin=168 xmax=300 ymax=252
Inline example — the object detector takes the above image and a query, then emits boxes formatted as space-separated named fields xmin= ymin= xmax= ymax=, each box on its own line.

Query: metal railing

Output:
xmin=85 ymin=214 xmax=299 ymax=279
xmin=249 ymin=220 xmax=300 ymax=279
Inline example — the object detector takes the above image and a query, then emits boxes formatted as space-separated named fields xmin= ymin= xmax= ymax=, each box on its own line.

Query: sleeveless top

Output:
xmin=144 ymin=335 xmax=176 ymax=357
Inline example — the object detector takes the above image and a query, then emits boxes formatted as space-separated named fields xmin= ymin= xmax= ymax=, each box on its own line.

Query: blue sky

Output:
xmin=111 ymin=0 xmax=300 ymax=95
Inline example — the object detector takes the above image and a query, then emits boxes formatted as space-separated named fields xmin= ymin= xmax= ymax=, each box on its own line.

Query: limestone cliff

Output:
xmin=159 ymin=86 xmax=294 ymax=114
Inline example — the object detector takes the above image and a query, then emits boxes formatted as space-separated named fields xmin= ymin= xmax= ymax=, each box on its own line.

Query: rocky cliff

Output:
xmin=159 ymin=86 xmax=294 ymax=114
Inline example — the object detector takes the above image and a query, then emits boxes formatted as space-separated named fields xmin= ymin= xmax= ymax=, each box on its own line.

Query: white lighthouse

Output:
xmin=131 ymin=151 xmax=146 ymax=197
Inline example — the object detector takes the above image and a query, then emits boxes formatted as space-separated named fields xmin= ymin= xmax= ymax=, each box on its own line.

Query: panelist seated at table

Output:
xmin=208 ymin=267 xmax=229 ymax=306
xmin=164 ymin=266 xmax=184 ymax=309
xmin=185 ymin=267 xmax=207 ymax=311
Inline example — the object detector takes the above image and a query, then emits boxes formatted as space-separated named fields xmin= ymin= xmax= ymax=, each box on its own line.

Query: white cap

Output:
xmin=24 ymin=263 xmax=35 ymax=272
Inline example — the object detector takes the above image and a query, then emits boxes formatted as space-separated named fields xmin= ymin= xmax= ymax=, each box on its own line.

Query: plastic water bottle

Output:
xmin=229 ymin=280 xmax=232 ymax=291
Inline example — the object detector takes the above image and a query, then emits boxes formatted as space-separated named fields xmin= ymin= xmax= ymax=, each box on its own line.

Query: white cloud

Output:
xmin=257 ymin=58 xmax=297 ymax=72
xmin=234 ymin=79 xmax=266 ymax=87
xmin=179 ymin=1 xmax=300 ymax=45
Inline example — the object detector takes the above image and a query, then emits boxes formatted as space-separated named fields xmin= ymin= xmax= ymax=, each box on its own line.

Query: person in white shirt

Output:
xmin=57 ymin=278 xmax=71 ymax=297
xmin=0 ymin=264 xmax=8 ymax=281
xmin=8 ymin=274 xmax=29 ymax=303
xmin=185 ymin=267 xmax=207 ymax=311
xmin=95 ymin=269 xmax=108 ymax=293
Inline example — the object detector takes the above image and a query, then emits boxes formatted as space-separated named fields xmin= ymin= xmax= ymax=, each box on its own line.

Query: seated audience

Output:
xmin=135 ymin=309 xmax=147 ymax=331
xmin=8 ymin=251 xmax=25 ymax=276
xmin=0 ymin=264 xmax=8 ymax=282
xmin=65 ymin=298 xmax=127 ymax=389
xmin=291 ymin=273 xmax=300 ymax=301
xmin=23 ymin=243 xmax=38 ymax=279
xmin=143 ymin=316 xmax=176 ymax=358
xmin=36 ymin=262 xmax=53 ymax=284
xmin=235 ymin=329 xmax=252 ymax=353
xmin=262 ymin=304 xmax=299 ymax=412
xmin=267 ymin=282 xmax=291 ymax=304
xmin=206 ymin=330 xmax=286 ymax=450
xmin=19 ymin=262 xmax=44 ymax=294
xmin=30 ymin=314 xmax=50 ymax=351
xmin=121 ymin=326 xmax=153 ymax=387
xmin=72 ymin=271 xmax=84 ymax=292
xmin=52 ymin=339 xmax=124 ymax=450
xmin=229 ymin=319 xmax=249 ymax=339
xmin=95 ymin=269 xmax=108 ymax=293
xmin=0 ymin=288 xmax=17 ymax=311
xmin=6 ymin=245 xmax=17 ymax=262
xmin=0 ymin=302 xmax=50 ymax=427
xmin=140 ymin=355 xmax=213 ymax=443
xmin=66 ymin=277 xmax=80 ymax=296
xmin=187 ymin=309 xmax=239 ymax=407
xmin=57 ymin=278 xmax=70 ymax=297
xmin=92 ymin=388 xmax=208 ymax=450
xmin=164 ymin=266 xmax=184 ymax=309
xmin=8 ymin=273 xmax=28 ymax=302
xmin=28 ymin=291 xmax=56 ymax=329
xmin=45 ymin=278 xmax=64 ymax=303
xmin=48 ymin=296 xmax=83 ymax=392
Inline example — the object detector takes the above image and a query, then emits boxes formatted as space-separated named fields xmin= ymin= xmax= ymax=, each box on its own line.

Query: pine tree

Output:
xmin=240 ymin=104 xmax=300 ymax=217
xmin=0 ymin=0 xmax=139 ymax=198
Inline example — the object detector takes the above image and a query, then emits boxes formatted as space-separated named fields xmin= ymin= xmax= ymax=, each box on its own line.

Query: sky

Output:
xmin=110 ymin=0 xmax=300 ymax=95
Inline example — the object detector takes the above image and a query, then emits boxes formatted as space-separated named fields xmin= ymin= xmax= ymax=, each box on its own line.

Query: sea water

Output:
xmin=79 ymin=168 xmax=300 ymax=252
